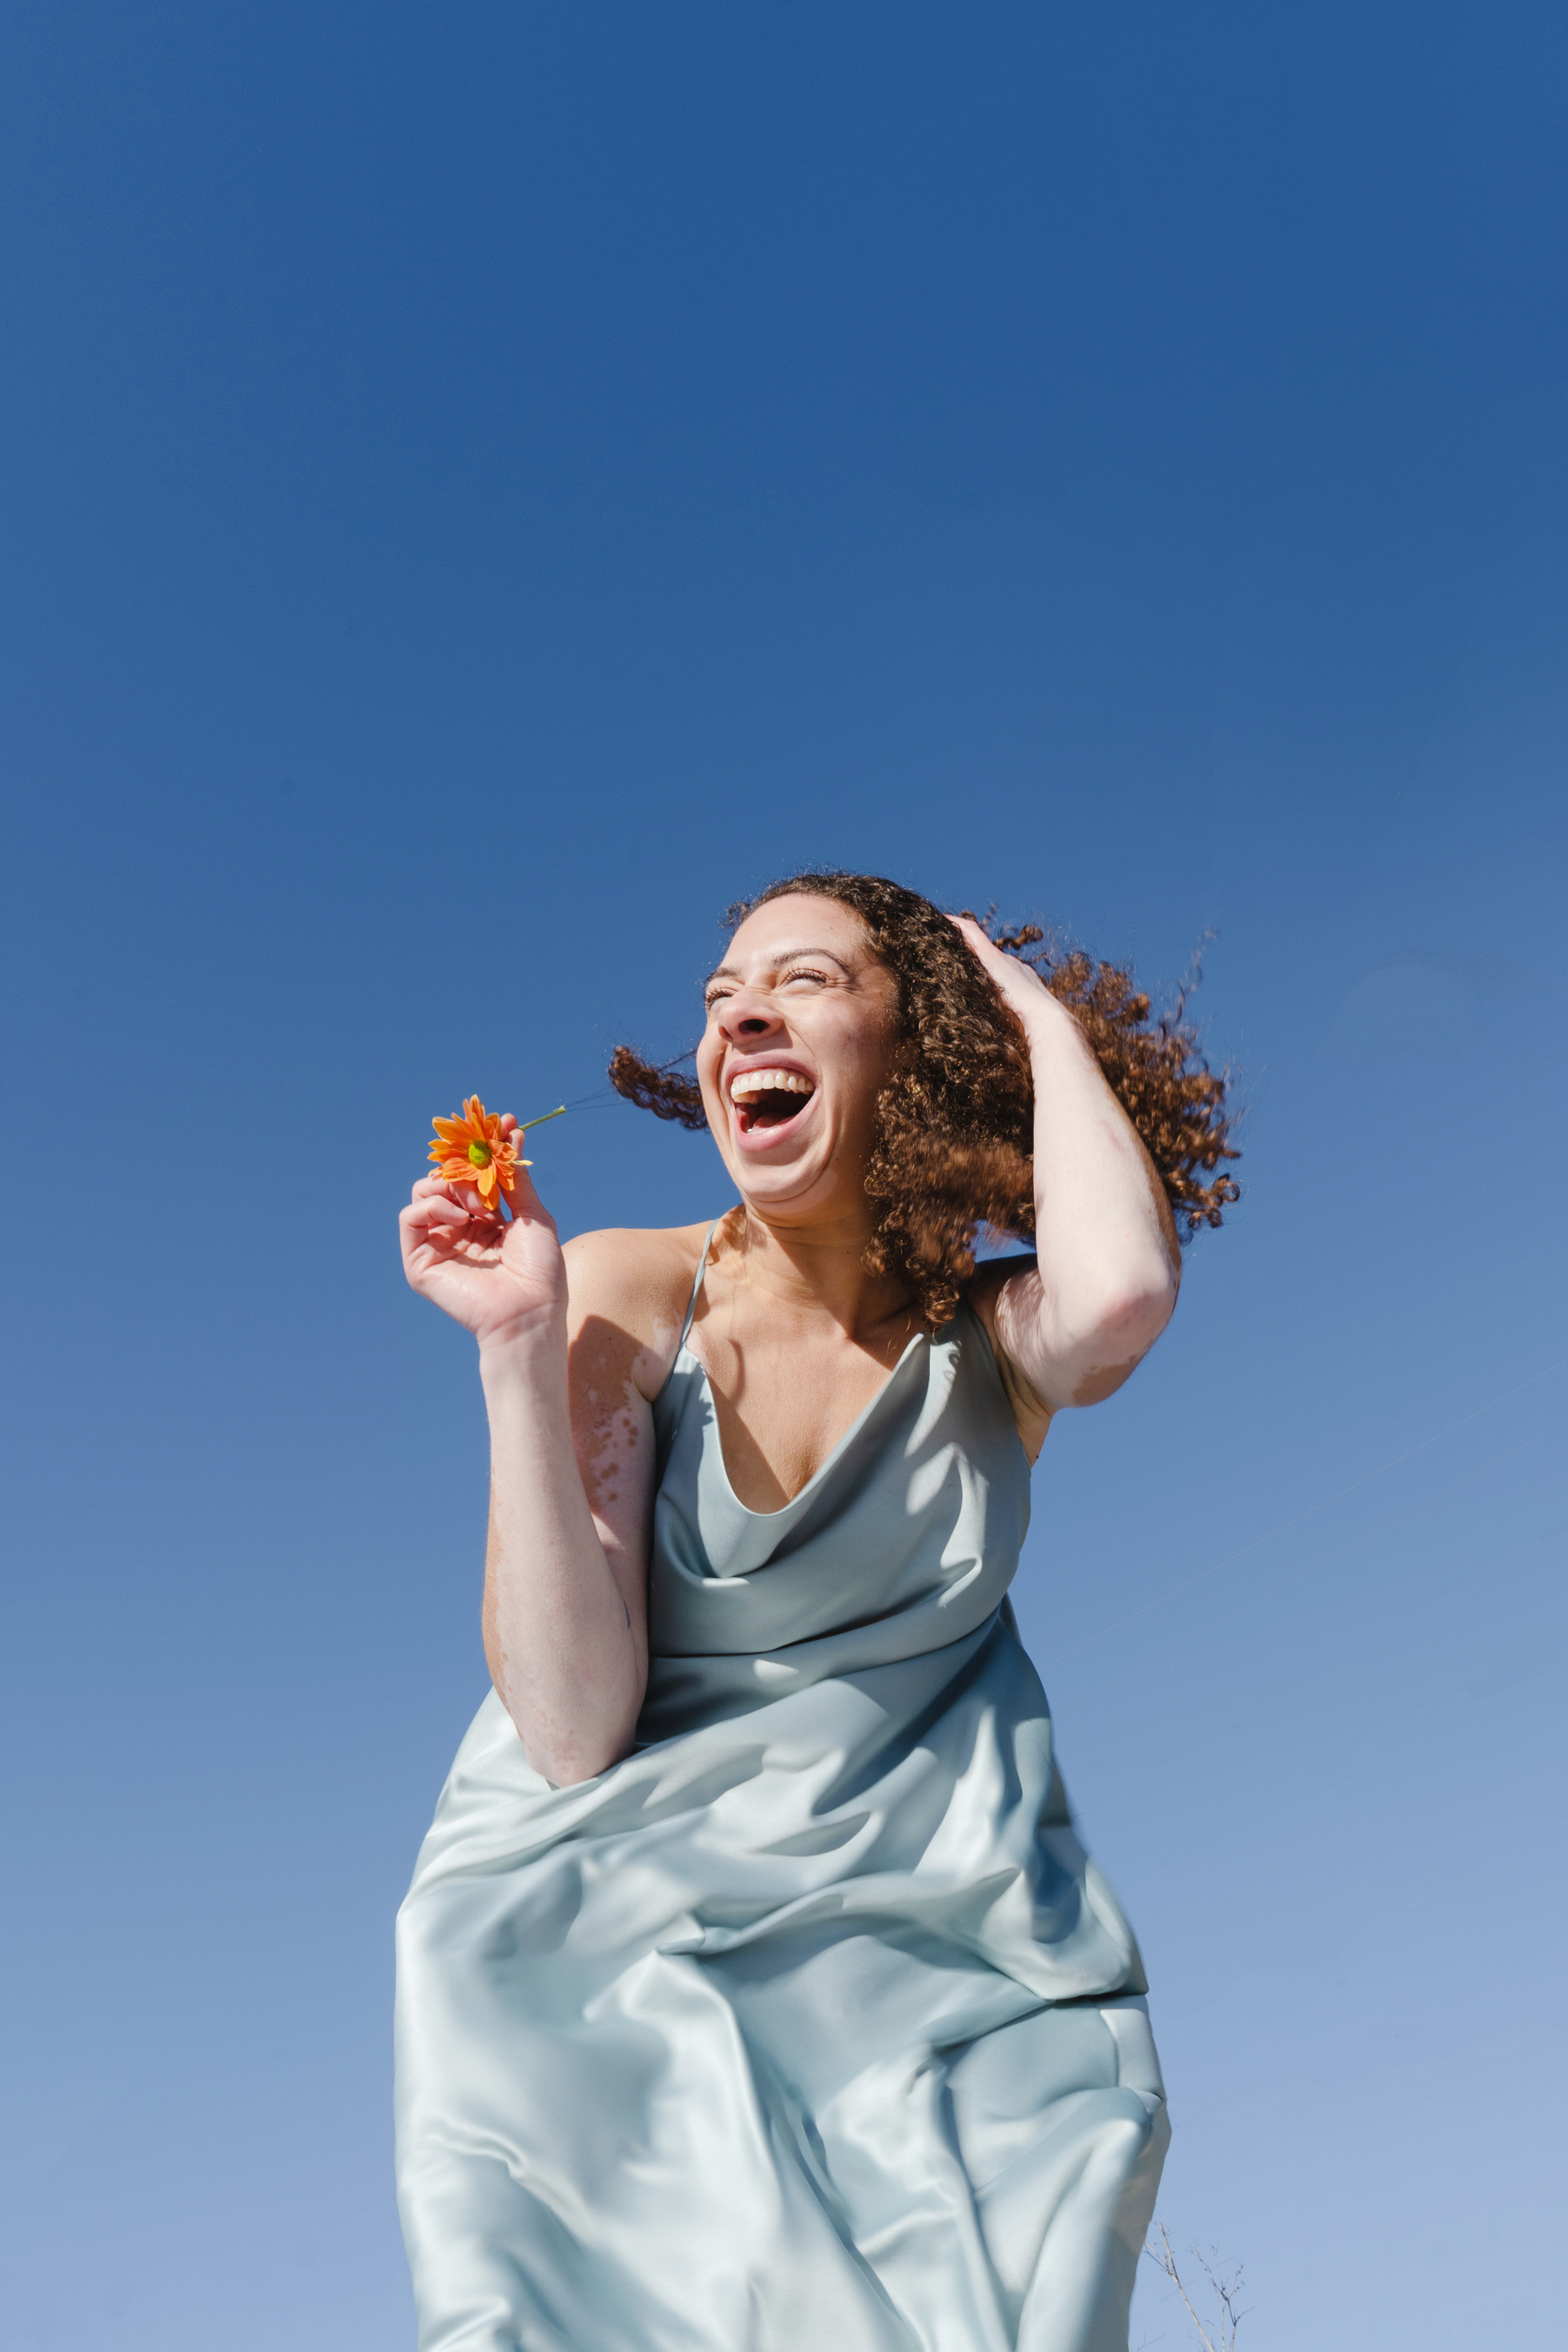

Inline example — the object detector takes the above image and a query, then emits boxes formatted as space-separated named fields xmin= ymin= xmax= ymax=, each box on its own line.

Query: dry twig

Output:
xmin=1143 ymin=2222 xmax=1251 ymax=2352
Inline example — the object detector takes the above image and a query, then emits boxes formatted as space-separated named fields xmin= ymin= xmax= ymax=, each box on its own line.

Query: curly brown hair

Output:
xmin=610 ymin=870 xmax=1239 ymax=1328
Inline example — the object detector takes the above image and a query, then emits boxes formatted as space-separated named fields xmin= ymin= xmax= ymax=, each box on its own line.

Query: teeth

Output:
xmin=730 ymin=1068 xmax=813 ymax=1103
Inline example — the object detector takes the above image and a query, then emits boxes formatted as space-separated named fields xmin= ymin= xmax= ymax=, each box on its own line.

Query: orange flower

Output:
xmin=429 ymin=1095 xmax=527 ymax=1215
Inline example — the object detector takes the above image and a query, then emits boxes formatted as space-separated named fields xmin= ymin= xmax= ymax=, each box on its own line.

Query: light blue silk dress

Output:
xmin=396 ymin=1236 xmax=1169 ymax=2351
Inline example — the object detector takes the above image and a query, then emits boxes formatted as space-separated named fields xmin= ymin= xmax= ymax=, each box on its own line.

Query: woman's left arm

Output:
xmin=953 ymin=917 xmax=1180 ymax=1435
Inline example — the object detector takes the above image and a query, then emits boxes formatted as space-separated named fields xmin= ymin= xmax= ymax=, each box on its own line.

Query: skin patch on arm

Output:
xmin=569 ymin=1313 xmax=650 ymax=1520
xmin=1069 ymin=1352 xmax=1148 ymax=1407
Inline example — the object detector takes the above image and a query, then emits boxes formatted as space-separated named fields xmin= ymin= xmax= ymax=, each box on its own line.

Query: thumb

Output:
xmin=503 ymin=1149 xmax=548 ymax=1222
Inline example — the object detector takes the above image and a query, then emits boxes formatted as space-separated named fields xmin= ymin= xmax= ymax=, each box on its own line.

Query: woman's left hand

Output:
xmin=949 ymin=915 xmax=1065 ymax=1035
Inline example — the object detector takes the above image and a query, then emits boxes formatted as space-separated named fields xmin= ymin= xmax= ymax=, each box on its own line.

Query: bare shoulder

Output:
xmin=563 ymin=1219 xmax=723 ymax=1400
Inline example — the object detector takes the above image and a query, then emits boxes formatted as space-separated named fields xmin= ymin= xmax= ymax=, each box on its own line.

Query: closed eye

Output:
xmin=704 ymin=964 xmax=832 ymax=1010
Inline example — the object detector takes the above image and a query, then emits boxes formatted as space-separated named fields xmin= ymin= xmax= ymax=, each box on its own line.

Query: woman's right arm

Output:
xmin=399 ymin=1153 xmax=685 ymax=1787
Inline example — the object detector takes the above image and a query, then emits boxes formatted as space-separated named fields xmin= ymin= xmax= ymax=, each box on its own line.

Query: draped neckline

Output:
xmin=680 ymin=1326 xmax=931 ymax=1524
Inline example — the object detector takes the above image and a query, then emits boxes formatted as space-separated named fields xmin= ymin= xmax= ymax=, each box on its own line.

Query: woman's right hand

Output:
xmin=399 ymin=1117 xmax=567 ymax=1347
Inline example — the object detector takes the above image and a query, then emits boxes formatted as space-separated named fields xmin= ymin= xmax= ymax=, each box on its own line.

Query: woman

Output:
xmin=396 ymin=871 xmax=1238 ymax=2352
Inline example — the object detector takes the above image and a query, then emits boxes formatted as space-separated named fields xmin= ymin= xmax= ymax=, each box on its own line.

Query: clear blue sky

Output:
xmin=3 ymin=5 xmax=1565 ymax=2346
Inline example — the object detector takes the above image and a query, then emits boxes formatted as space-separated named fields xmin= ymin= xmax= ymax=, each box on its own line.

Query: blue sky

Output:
xmin=2 ymin=5 xmax=1565 ymax=2346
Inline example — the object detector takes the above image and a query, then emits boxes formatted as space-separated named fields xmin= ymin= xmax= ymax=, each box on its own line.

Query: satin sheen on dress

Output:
xmin=396 ymin=1242 xmax=1169 ymax=2351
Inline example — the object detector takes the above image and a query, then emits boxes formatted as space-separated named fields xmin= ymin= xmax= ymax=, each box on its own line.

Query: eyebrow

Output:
xmin=703 ymin=944 xmax=856 ymax=990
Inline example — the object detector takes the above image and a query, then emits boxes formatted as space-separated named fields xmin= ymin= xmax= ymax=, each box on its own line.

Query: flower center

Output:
xmin=467 ymin=1139 xmax=493 ymax=1168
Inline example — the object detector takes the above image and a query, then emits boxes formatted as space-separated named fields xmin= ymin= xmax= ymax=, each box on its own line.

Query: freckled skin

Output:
xmin=557 ymin=1305 xmax=668 ymax=1635
xmin=580 ymin=1403 xmax=637 ymax=1515
xmin=577 ymin=1395 xmax=637 ymax=1513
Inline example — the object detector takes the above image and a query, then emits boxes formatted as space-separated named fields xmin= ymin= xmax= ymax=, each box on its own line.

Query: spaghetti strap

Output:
xmin=677 ymin=1218 xmax=724 ymax=1352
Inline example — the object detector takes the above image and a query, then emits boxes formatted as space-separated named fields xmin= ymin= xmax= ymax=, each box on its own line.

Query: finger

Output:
xmin=400 ymin=1203 xmax=470 ymax=1266
xmin=948 ymin=912 xmax=997 ymax=956
xmin=404 ymin=1223 xmax=461 ymax=1269
xmin=502 ymin=1157 xmax=553 ymax=1230
xmin=504 ymin=1153 xmax=544 ymax=1205
xmin=413 ymin=1170 xmax=498 ymax=1209
xmin=404 ymin=1182 xmax=459 ymax=1223
xmin=422 ymin=1169 xmax=495 ymax=1219
xmin=407 ymin=1187 xmax=488 ymax=1241
xmin=410 ymin=1193 xmax=469 ymax=1227
xmin=405 ymin=1170 xmax=489 ymax=1220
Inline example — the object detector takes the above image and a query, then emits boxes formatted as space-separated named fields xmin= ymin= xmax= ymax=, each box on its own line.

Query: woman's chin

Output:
xmin=731 ymin=1149 xmax=823 ymax=1197
xmin=723 ymin=1132 xmax=838 ymax=1211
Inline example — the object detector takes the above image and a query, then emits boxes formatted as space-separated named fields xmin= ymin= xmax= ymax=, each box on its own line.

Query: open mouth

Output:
xmin=728 ymin=1067 xmax=817 ymax=1138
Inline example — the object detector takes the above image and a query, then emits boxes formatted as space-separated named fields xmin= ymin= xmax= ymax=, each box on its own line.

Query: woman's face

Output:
xmin=697 ymin=893 xmax=899 ymax=1227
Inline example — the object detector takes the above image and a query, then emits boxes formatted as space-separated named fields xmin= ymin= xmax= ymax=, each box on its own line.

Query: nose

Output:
xmin=717 ymin=987 xmax=784 ymax=1043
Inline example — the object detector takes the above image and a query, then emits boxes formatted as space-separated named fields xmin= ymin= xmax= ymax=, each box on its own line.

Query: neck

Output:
xmin=724 ymin=1200 xmax=914 ymax=1339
